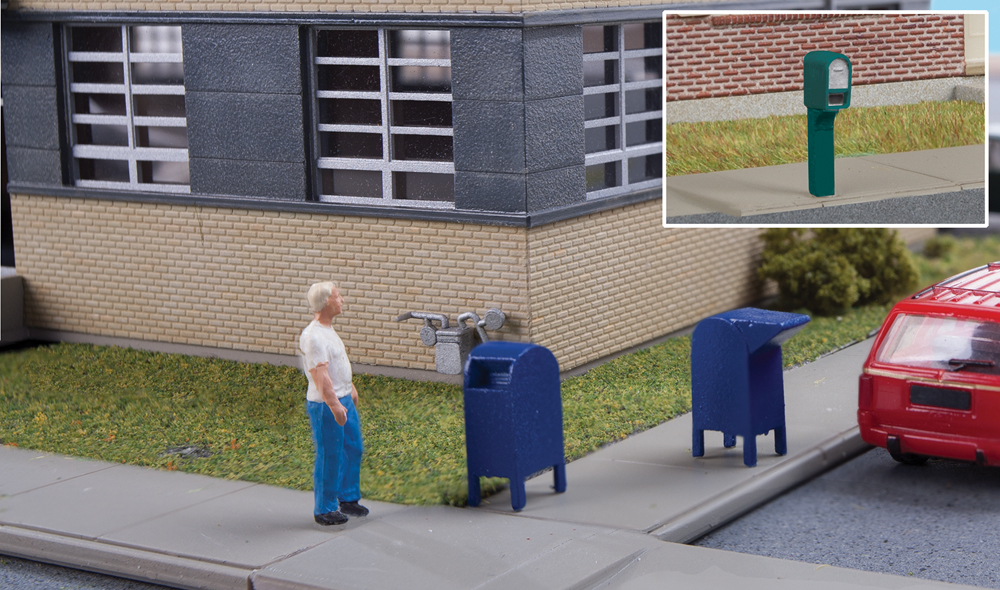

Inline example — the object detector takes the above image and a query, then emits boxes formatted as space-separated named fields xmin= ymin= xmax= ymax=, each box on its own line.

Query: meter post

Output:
xmin=803 ymin=51 xmax=852 ymax=197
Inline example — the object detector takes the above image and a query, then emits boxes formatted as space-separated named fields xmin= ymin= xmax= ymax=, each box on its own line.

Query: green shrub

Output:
xmin=758 ymin=229 xmax=919 ymax=315
xmin=922 ymin=235 xmax=956 ymax=260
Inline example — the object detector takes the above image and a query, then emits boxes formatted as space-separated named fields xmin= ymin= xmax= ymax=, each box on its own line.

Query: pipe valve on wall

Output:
xmin=395 ymin=309 xmax=507 ymax=374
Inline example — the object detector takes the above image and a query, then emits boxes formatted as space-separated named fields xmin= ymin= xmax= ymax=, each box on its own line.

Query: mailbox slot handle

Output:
xmin=467 ymin=358 xmax=514 ymax=388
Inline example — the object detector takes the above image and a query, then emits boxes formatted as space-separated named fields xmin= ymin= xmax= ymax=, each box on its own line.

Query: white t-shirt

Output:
xmin=299 ymin=320 xmax=353 ymax=402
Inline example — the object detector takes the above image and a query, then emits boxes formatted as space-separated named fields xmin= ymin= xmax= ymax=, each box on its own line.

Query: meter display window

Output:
xmin=828 ymin=59 xmax=849 ymax=89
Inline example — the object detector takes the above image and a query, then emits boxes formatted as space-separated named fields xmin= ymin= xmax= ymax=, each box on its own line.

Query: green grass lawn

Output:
xmin=666 ymin=101 xmax=985 ymax=177
xmin=3 ymin=235 xmax=999 ymax=505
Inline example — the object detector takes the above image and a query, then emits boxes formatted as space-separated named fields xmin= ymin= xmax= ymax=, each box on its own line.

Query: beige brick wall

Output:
xmin=12 ymin=194 xmax=772 ymax=372
xmin=10 ymin=194 xmax=531 ymax=372
xmin=10 ymin=194 xmax=937 ymax=372
xmin=895 ymin=228 xmax=936 ymax=245
xmin=9 ymin=0 xmax=667 ymax=13
xmin=528 ymin=200 xmax=765 ymax=367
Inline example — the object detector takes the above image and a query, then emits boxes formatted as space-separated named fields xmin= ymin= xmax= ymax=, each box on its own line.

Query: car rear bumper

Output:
xmin=859 ymin=411 xmax=999 ymax=466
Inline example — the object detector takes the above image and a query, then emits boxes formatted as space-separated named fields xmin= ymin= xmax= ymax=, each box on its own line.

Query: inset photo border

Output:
xmin=663 ymin=10 xmax=988 ymax=228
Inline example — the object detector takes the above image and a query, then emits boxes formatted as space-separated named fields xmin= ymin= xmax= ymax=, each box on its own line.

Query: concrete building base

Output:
xmin=666 ymin=76 xmax=985 ymax=124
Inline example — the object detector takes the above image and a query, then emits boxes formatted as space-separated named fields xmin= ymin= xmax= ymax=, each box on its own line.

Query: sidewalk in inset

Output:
xmin=665 ymin=145 xmax=985 ymax=222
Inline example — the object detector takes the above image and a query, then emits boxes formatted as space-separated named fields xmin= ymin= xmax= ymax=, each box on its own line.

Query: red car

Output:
xmin=859 ymin=263 xmax=1000 ymax=467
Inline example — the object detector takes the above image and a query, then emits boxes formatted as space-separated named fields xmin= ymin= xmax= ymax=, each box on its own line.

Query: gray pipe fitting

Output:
xmin=395 ymin=308 xmax=508 ymax=375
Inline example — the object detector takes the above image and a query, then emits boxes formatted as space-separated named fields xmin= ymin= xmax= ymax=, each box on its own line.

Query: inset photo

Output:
xmin=663 ymin=11 xmax=987 ymax=226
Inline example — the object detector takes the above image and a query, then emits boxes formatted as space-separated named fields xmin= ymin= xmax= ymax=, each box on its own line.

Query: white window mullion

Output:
xmin=618 ymin=24 xmax=629 ymax=190
xmin=120 ymin=26 xmax=140 ymax=185
xmin=585 ymin=21 xmax=663 ymax=199
xmin=317 ymin=158 xmax=388 ymax=171
xmin=389 ymin=126 xmax=452 ymax=137
xmin=69 ymin=82 xmax=128 ymax=94
xmin=315 ymin=56 xmax=380 ymax=66
xmin=317 ymin=90 xmax=382 ymax=100
xmin=623 ymin=111 xmax=661 ymax=124
xmin=68 ymin=24 xmax=189 ymax=190
xmin=64 ymin=27 xmax=82 ymax=169
xmin=386 ymin=57 xmax=450 ymax=67
xmin=132 ymin=116 xmax=187 ymax=127
xmin=318 ymin=123 xmax=384 ymax=134
xmin=311 ymin=30 xmax=323 ymax=195
xmin=379 ymin=30 xmax=393 ymax=201
xmin=130 ymin=85 xmax=185 ymax=96
xmin=386 ymin=160 xmax=454 ymax=173
xmin=386 ymin=92 xmax=453 ymax=102
xmin=313 ymin=28 xmax=454 ymax=205
xmin=73 ymin=114 xmax=130 ymax=126
xmin=67 ymin=51 xmax=126 ymax=63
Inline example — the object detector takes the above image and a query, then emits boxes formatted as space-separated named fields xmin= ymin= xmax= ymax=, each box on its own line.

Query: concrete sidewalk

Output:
xmin=0 ymin=340 xmax=980 ymax=590
xmin=664 ymin=144 xmax=986 ymax=224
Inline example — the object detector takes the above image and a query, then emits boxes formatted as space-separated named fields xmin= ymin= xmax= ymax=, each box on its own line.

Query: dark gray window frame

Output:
xmin=309 ymin=27 xmax=455 ymax=208
xmin=62 ymin=24 xmax=191 ymax=193
xmin=3 ymin=8 xmax=666 ymax=228
xmin=583 ymin=20 xmax=663 ymax=200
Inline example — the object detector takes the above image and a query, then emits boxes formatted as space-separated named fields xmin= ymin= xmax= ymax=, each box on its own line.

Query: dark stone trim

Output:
xmin=53 ymin=25 xmax=72 ymax=186
xmin=528 ymin=188 xmax=661 ymax=226
xmin=657 ymin=0 xmax=825 ymax=9
xmin=7 ymin=182 xmax=660 ymax=227
xmin=3 ymin=10 xmax=524 ymax=27
xmin=656 ymin=0 xmax=928 ymax=8
xmin=299 ymin=25 xmax=315 ymax=202
xmin=7 ymin=182 xmax=524 ymax=224
xmin=3 ymin=6 xmax=685 ymax=27
xmin=522 ymin=6 xmax=673 ymax=26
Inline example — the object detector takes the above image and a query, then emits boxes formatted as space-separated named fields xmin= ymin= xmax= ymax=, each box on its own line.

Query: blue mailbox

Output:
xmin=691 ymin=308 xmax=810 ymax=467
xmin=464 ymin=341 xmax=567 ymax=511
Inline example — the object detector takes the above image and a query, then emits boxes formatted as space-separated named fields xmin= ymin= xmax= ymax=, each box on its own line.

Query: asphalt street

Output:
xmin=0 ymin=554 xmax=174 ymax=590
xmin=694 ymin=447 xmax=1000 ymax=589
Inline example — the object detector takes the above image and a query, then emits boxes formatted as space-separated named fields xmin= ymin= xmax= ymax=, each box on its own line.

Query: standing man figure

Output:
xmin=299 ymin=281 xmax=368 ymax=525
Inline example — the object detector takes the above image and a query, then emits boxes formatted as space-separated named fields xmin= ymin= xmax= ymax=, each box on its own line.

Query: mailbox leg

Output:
xmin=553 ymin=462 xmax=567 ymax=494
xmin=723 ymin=433 xmax=737 ymax=448
xmin=775 ymin=426 xmax=787 ymax=456
xmin=743 ymin=435 xmax=758 ymax=468
xmin=511 ymin=475 xmax=527 ymax=512
xmin=693 ymin=429 xmax=705 ymax=457
xmin=468 ymin=473 xmax=481 ymax=507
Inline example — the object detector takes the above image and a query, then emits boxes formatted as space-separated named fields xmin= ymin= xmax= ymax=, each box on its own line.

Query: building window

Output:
xmin=312 ymin=29 xmax=454 ymax=207
xmin=583 ymin=22 xmax=662 ymax=199
xmin=65 ymin=25 xmax=189 ymax=193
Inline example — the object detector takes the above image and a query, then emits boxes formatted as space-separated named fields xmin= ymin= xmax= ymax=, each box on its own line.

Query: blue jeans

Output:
xmin=307 ymin=396 xmax=363 ymax=515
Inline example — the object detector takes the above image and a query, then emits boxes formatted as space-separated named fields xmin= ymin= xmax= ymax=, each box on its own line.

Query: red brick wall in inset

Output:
xmin=665 ymin=14 xmax=966 ymax=102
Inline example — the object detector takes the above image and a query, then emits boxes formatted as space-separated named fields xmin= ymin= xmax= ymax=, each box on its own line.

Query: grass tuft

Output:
xmin=3 ymin=236 xmax=999 ymax=505
xmin=666 ymin=101 xmax=984 ymax=177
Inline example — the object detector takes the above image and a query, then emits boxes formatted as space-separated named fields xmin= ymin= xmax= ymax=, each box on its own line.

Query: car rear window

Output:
xmin=875 ymin=313 xmax=1000 ymax=375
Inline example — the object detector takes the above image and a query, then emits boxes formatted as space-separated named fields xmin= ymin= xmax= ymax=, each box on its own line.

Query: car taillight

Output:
xmin=859 ymin=373 xmax=873 ymax=410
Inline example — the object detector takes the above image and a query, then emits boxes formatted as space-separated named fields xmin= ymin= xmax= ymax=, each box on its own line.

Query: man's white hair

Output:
xmin=307 ymin=281 xmax=338 ymax=313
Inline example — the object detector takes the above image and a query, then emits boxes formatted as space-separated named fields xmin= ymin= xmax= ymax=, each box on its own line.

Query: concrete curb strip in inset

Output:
xmin=665 ymin=145 xmax=986 ymax=223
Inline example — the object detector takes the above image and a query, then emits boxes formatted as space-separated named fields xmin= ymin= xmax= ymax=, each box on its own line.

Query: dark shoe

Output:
xmin=339 ymin=501 xmax=369 ymax=517
xmin=314 ymin=511 xmax=348 ymax=526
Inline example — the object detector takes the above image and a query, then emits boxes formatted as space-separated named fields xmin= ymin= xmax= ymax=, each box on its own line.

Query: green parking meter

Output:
xmin=803 ymin=51 xmax=851 ymax=196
